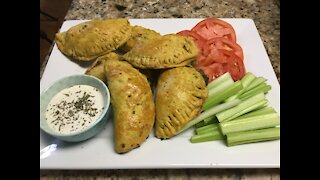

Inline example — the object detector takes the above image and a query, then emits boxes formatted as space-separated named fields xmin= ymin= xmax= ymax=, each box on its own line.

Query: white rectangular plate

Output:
xmin=40 ymin=18 xmax=280 ymax=169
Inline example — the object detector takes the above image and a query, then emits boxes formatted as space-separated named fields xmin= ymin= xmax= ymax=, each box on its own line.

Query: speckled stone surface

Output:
xmin=40 ymin=0 xmax=280 ymax=179
xmin=40 ymin=169 xmax=280 ymax=179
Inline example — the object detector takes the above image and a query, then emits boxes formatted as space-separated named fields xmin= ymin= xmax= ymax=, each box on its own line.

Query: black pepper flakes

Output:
xmin=45 ymin=85 xmax=103 ymax=134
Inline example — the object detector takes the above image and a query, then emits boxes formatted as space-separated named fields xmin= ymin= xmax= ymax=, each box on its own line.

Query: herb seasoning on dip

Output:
xmin=45 ymin=85 xmax=105 ymax=134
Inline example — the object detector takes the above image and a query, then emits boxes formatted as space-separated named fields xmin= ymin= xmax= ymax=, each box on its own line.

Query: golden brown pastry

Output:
xmin=123 ymin=34 xmax=198 ymax=69
xmin=104 ymin=58 xmax=155 ymax=153
xmin=119 ymin=25 xmax=161 ymax=52
xmin=155 ymin=67 xmax=208 ymax=139
xmin=85 ymin=52 xmax=121 ymax=82
xmin=56 ymin=19 xmax=132 ymax=61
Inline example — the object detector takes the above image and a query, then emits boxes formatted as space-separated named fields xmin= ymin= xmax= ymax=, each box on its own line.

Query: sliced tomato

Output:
xmin=197 ymin=54 xmax=208 ymax=66
xmin=178 ymin=18 xmax=246 ymax=82
xmin=199 ymin=50 xmax=245 ymax=82
xmin=204 ymin=37 xmax=244 ymax=60
xmin=220 ymin=50 xmax=246 ymax=81
xmin=203 ymin=48 xmax=228 ymax=64
xmin=199 ymin=38 xmax=243 ymax=66
xmin=191 ymin=18 xmax=237 ymax=42
xmin=199 ymin=63 xmax=226 ymax=82
xmin=198 ymin=50 xmax=225 ymax=66
xmin=177 ymin=30 xmax=206 ymax=52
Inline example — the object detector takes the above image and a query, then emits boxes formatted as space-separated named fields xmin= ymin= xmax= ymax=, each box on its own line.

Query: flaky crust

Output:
xmin=119 ymin=25 xmax=161 ymax=52
xmin=123 ymin=34 xmax=198 ymax=69
xmin=155 ymin=67 xmax=208 ymax=139
xmin=85 ymin=52 xmax=121 ymax=82
xmin=56 ymin=19 xmax=132 ymax=61
xmin=104 ymin=59 xmax=155 ymax=153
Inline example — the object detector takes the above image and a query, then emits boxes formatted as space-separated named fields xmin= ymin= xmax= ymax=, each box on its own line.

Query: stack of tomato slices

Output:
xmin=177 ymin=18 xmax=245 ymax=82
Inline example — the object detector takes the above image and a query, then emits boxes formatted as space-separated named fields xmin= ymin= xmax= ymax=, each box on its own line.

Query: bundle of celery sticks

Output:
xmin=178 ymin=72 xmax=280 ymax=146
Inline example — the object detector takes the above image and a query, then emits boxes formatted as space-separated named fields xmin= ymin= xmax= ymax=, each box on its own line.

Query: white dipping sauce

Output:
xmin=45 ymin=85 xmax=105 ymax=134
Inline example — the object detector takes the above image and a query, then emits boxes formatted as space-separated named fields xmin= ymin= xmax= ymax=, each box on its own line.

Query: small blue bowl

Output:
xmin=40 ymin=74 xmax=111 ymax=142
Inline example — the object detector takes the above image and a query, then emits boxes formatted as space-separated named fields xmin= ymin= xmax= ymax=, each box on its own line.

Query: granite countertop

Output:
xmin=40 ymin=0 xmax=280 ymax=179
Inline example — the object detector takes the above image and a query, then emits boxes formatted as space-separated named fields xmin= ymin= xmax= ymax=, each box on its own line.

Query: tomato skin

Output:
xmin=203 ymin=48 xmax=228 ymax=65
xmin=198 ymin=49 xmax=246 ymax=82
xmin=220 ymin=50 xmax=246 ymax=81
xmin=198 ymin=51 xmax=245 ymax=82
xmin=197 ymin=54 xmax=209 ymax=66
xmin=191 ymin=18 xmax=237 ymax=42
xmin=199 ymin=37 xmax=244 ymax=66
xmin=199 ymin=63 xmax=226 ymax=82
xmin=204 ymin=37 xmax=244 ymax=60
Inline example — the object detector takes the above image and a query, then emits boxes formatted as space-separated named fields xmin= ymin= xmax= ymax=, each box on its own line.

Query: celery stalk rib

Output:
xmin=236 ymin=107 xmax=276 ymax=120
xmin=219 ymin=113 xmax=280 ymax=135
xmin=223 ymin=99 xmax=268 ymax=122
xmin=196 ymin=123 xmax=220 ymax=134
xmin=226 ymin=127 xmax=280 ymax=146
xmin=224 ymin=73 xmax=256 ymax=102
xmin=239 ymin=83 xmax=271 ymax=100
xmin=195 ymin=121 xmax=206 ymax=128
xmin=246 ymin=77 xmax=267 ymax=91
xmin=191 ymin=131 xmax=224 ymax=143
xmin=195 ymin=116 xmax=217 ymax=128
xmin=203 ymin=116 xmax=218 ymax=124
xmin=240 ymin=72 xmax=256 ymax=89
xmin=203 ymin=81 xmax=243 ymax=110
xmin=208 ymin=79 xmax=234 ymax=98
xmin=207 ymin=72 xmax=233 ymax=90
xmin=216 ymin=93 xmax=266 ymax=122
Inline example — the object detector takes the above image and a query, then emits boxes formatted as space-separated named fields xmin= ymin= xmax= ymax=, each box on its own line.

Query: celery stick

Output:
xmin=224 ymin=94 xmax=238 ymax=102
xmin=177 ymin=99 xmax=241 ymax=134
xmin=236 ymin=72 xmax=257 ymax=96
xmin=208 ymin=79 xmax=234 ymax=98
xmin=197 ymin=127 xmax=218 ymax=135
xmin=219 ymin=113 xmax=280 ymax=135
xmin=195 ymin=121 xmax=206 ymax=128
xmin=207 ymin=72 xmax=232 ymax=90
xmin=191 ymin=131 xmax=224 ymax=143
xmin=196 ymin=123 xmax=220 ymax=134
xmin=203 ymin=81 xmax=243 ymax=110
xmin=223 ymin=99 xmax=268 ymax=122
xmin=240 ymin=72 xmax=256 ymax=89
xmin=203 ymin=116 xmax=218 ymax=124
xmin=216 ymin=93 xmax=266 ymax=123
xmin=226 ymin=127 xmax=280 ymax=146
xmin=246 ymin=77 xmax=267 ymax=91
xmin=224 ymin=73 xmax=256 ymax=102
xmin=236 ymin=107 xmax=276 ymax=120
xmin=239 ymin=83 xmax=271 ymax=100
xmin=195 ymin=116 xmax=217 ymax=128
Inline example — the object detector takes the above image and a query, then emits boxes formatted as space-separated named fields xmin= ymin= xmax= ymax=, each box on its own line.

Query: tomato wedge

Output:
xmin=191 ymin=18 xmax=237 ymax=42
xmin=177 ymin=30 xmax=206 ymax=52
xmin=220 ymin=50 xmax=246 ymax=81
xmin=203 ymin=37 xmax=244 ymax=61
